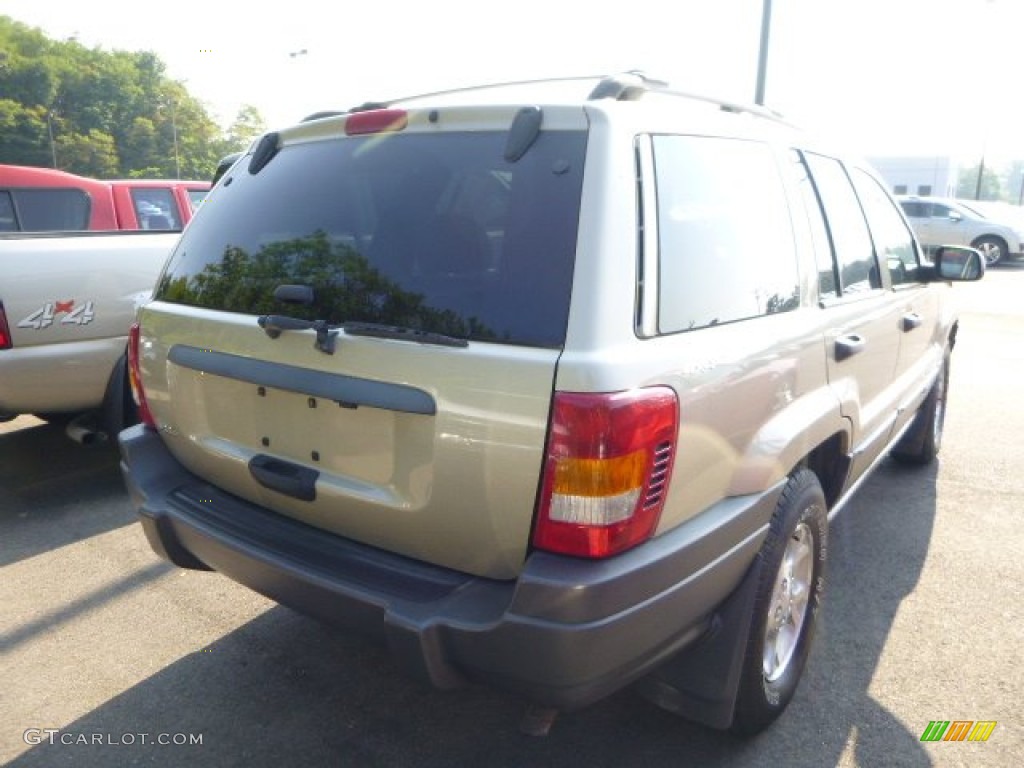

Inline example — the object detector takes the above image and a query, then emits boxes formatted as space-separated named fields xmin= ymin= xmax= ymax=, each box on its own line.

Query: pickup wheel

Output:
xmin=892 ymin=355 xmax=948 ymax=466
xmin=731 ymin=469 xmax=827 ymax=736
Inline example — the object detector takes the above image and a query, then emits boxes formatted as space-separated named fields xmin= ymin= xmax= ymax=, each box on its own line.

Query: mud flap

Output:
xmin=102 ymin=350 xmax=136 ymax=438
xmin=634 ymin=557 xmax=763 ymax=730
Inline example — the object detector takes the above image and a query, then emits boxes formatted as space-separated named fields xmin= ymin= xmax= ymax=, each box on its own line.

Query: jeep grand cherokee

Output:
xmin=119 ymin=72 xmax=982 ymax=735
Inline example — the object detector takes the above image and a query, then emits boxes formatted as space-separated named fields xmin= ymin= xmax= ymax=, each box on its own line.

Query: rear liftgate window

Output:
xmin=156 ymin=130 xmax=587 ymax=348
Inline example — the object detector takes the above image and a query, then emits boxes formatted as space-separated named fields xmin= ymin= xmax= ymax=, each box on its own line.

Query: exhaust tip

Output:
xmin=65 ymin=414 xmax=109 ymax=446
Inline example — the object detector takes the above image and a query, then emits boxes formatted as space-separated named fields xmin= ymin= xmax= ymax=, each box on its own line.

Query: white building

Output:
xmin=866 ymin=156 xmax=960 ymax=197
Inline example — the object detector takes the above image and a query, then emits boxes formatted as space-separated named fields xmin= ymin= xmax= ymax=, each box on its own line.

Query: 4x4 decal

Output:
xmin=17 ymin=300 xmax=95 ymax=329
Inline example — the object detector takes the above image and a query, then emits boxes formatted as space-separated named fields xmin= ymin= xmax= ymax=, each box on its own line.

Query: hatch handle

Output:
xmin=248 ymin=454 xmax=318 ymax=501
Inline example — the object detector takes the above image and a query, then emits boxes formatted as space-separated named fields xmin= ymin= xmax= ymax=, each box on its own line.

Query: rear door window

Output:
xmin=850 ymin=169 xmax=921 ymax=286
xmin=157 ymin=130 xmax=587 ymax=348
xmin=803 ymin=153 xmax=881 ymax=297
xmin=653 ymin=135 xmax=800 ymax=333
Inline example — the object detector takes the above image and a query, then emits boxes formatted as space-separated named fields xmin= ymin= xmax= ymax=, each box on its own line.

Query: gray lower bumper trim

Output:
xmin=119 ymin=423 xmax=782 ymax=709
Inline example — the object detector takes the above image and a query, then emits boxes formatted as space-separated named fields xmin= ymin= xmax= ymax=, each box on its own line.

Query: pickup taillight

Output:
xmin=127 ymin=322 xmax=156 ymax=428
xmin=532 ymin=388 xmax=679 ymax=559
xmin=0 ymin=302 xmax=11 ymax=350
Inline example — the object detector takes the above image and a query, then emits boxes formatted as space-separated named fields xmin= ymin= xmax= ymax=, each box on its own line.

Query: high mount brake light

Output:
xmin=128 ymin=322 xmax=156 ymax=428
xmin=344 ymin=109 xmax=408 ymax=136
xmin=533 ymin=388 xmax=679 ymax=558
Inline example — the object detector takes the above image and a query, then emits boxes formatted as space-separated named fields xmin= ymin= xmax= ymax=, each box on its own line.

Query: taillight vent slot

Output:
xmin=644 ymin=441 xmax=674 ymax=509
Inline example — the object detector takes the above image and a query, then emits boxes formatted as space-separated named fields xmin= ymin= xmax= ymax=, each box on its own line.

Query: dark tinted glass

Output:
xmin=11 ymin=188 xmax=90 ymax=231
xmin=654 ymin=135 xmax=800 ymax=333
xmin=0 ymin=192 xmax=15 ymax=231
xmin=157 ymin=130 xmax=587 ymax=347
xmin=804 ymin=154 xmax=880 ymax=295
xmin=131 ymin=187 xmax=181 ymax=229
xmin=187 ymin=189 xmax=207 ymax=210
xmin=900 ymin=201 xmax=927 ymax=218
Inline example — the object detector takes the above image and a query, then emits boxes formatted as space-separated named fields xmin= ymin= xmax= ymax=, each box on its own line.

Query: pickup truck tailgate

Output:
xmin=0 ymin=231 xmax=176 ymax=414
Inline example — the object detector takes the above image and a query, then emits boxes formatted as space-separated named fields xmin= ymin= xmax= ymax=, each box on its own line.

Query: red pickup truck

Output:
xmin=0 ymin=164 xmax=209 ymax=232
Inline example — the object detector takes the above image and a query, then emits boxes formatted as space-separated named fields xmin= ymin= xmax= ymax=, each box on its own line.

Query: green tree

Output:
xmin=0 ymin=15 xmax=267 ymax=179
xmin=957 ymin=163 xmax=1002 ymax=201
xmin=55 ymin=128 xmax=119 ymax=177
xmin=1002 ymin=160 xmax=1024 ymax=205
xmin=226 ymin=104 xmax=266 ymax=150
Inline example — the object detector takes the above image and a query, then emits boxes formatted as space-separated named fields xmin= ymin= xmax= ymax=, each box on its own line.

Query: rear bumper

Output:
xmin=119 ymin=424 xmax=781 ymax=710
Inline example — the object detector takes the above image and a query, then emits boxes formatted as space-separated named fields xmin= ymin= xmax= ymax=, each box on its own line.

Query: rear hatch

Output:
xmin=139 ymin=107 xmax=588 ymax=579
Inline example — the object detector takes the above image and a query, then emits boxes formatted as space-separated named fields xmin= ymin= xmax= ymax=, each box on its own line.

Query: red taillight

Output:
xmin=127 ymin=322 xmax=156 ymax=428
xmin=0 ymin=302 xmax=11 ymax=350
xmin=533 ymin=388 xmax=679 ymax=559
xmin=344 ymin=108 xmax=408 ymax=136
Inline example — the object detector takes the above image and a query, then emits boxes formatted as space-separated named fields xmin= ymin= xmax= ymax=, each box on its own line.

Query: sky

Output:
xmin=2 ymin=0 xmax=1021 ymax=163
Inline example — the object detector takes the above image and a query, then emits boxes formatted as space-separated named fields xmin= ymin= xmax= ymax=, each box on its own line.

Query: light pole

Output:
xmin=46 ymin=109 xmax=58 ymax=168
xmin=755 ymin=0 xmax=773 ymax=105
xmin=170 ymin=101 xmax=181 ymax=179
xmin=160 ymin=96 xmax=182 ymax=179
xmin=974 ymin=148 xmax=986 ymax=201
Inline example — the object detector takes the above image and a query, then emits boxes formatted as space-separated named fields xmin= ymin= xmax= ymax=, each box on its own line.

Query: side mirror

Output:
xmin=947 ymin=210 xmax=962 ymax=222
xmin=933 ymin=245 xmax=984 ymax=281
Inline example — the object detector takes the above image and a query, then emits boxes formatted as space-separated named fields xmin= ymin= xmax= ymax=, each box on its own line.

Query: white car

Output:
xmin=897 ymin=195 xmax=1024 ymax=266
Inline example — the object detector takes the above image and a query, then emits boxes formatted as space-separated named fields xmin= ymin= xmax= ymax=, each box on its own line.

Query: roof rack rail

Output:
xmin=587 ymin=71 xmax=668 ymax=100
xmin=348 ymin=74 xmax=615 ymax=112
xmin=587 ymin=71 xmax=788 ymax=123
xmin=341 ymin=71 xmax=787 ymax=124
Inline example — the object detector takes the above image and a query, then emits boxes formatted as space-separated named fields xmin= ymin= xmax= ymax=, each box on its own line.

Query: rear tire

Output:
xmin=731 ymin=469 xmax=827 ymax=736
xmin=892 ymin=355 xmax=948 ymax=466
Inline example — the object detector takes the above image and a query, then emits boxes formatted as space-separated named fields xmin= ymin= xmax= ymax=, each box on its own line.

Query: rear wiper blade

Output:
xmin=257 ymin=314 xmax=338 ymax=355
xmin=342 ymin=322 xmax=468 ymax=348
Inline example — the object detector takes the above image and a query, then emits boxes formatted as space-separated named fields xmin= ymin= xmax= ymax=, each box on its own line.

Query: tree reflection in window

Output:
xmin=157 ymin=230 xmax=496 ymax=340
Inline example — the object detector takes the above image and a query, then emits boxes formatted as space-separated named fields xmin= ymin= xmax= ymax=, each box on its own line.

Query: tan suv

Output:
xmin=119 ymin=73 xmax=983 ymax=736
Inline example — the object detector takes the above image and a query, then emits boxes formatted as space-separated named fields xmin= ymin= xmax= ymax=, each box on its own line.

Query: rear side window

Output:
xmin=5 ymin=188 xmax=90 ymax=231
xmin=130 ymin=188 xmax=181 ymax=229
xmin=157 ymin=130 xmax=586 ymax=347
xmin=186 ymin=188 xmax=207 ymax=211
xmin=653 ymin=135 xmax=799 ymax=334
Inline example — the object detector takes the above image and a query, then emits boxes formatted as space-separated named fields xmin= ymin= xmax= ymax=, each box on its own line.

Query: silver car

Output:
xmin=897 ymin=195 xmax=1024 ymax=266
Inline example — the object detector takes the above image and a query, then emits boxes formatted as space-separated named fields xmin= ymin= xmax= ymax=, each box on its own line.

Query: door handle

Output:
xmin=835 ymin=334 xmax=865 ymax=362
xmin=902 ymin=312 xmax=922 ymax=332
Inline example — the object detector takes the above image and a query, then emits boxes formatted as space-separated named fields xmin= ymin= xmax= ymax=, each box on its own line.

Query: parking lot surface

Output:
xmin=2 ymin=267 xmax=1022 ymax=767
